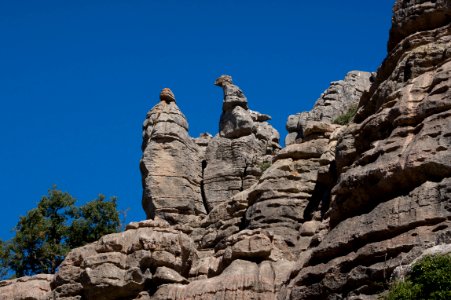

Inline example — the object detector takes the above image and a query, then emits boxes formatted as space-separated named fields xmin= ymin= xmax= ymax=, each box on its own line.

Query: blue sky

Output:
xmin=0 ymin=0 xmax=394 ymax=240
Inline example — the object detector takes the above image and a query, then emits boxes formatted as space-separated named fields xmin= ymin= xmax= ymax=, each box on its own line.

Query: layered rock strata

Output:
xmin=0 ymin=274 xmax=53 ymax=300
xmin=5 ymin=1 xmax=451 ymax=299
xmin=140 ymin=88 xmax=205 ymax=226
xmin=285 ymin=71 xmax=372 ymax=145
xmin=203 ymin=75 xmax=280 ymax=211
xmin=283 ymin=0 xmax=451 ymax=298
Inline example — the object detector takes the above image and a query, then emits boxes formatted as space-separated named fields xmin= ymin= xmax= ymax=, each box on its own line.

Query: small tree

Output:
xmin=385 ymin=254 xmax=451 ymax=300
xmin=68 ymin=195 xmax=120 ymax=248
xmin=0 ymin=187 xmax=120 ymax=278
xmin=0 ymin=240 xmax=10 ymax=278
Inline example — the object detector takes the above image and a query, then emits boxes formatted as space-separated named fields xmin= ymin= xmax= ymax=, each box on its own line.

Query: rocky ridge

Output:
xmin=1 ymin=0 xmax=450 ymax=299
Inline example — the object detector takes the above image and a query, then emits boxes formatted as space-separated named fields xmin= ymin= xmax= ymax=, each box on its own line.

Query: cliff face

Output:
xmin=1 ymin=1 xmax=450 ymax=299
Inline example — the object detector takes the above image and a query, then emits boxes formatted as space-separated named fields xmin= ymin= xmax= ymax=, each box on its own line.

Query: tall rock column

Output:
xmin=202 ymin=75 xmax=280 ymax=212
xmin=140 ymin=88 xmax=206 ymax=226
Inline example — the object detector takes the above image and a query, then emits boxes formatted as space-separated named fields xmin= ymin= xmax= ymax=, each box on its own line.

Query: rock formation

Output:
xmin=0 ymin=274 xmax=53 ymax=300
xmin=140 ymin=88 xmax=206 ymax=227
xmin=202 ymin=75 xmax=280 ymax=212
xmin=282 ymin=0 xmax=451 ymax=298
xmin=2 ymin=0 xmax=450 ymax=299
xmin=285 ymin=71 xmax=373 ymax=145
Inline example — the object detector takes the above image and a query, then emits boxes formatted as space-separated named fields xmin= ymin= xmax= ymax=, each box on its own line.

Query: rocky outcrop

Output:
xmin=0 ymin=274 xmax=53 ymax=300
xmin=283 ymin=0 xmax=451 ymax=298
xmin=51 ymin=219 xmax=198 ymax=299
xmin=285 ymin=71 xmax=372 ymax=145
xmin=8 ymin=1 xmax=451 ymax=299
xmin=140 ymin=88 xmax=205 ymax=226
xmin=388 ymin=0 xmax=451 ymax=51
xmin=202 ymin=75 xmax=280 ymax=212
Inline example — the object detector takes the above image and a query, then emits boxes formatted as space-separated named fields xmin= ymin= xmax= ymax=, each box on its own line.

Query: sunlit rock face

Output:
xmin=283 ymin=0 xmax=451 ymax=298
xmin=203 ymin=75 xmax=280 ymax=212
xmin=140 ymin=88 xmax=206 ymax=227
xmin=14 ymin=1 xmax=451 ymax=299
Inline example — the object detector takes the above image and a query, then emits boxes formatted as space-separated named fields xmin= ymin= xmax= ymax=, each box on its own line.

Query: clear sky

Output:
xmin=0 ymin=0 xmax=394 ymax=240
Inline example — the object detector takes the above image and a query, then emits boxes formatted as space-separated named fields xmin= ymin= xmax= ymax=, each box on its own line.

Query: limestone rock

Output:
xmin=159 ymin=87 xmax=176 ymax=103
xmin=151 ymin=259 xmax=292 ymax=300
xmin=203 ymin=135 xmax=267 ymax=211
xmin=153 ymin=266 xmax=188 ymax=284
xmin=285 ymin=71 xmax=372 ymax=145
xmin=140 ymin=88 xmax=206 ymax=225
xmin=388 ymin=0 xmax=451 ymax=51
xmin=51 ymin=219 xmax=198 ymax=299
xmin=282 ymin=1 xmax=451 ymax=298
xmin=0 ymin=274 xmax=53 ymax=300
xmin=215 ymin=74 xmax=248 ymax=111
xmin=10 ymin=2 xmax=451 ymax=300
xmin=203 ymin=75 xmax=280 ymax=212
xmin=220 ymin=105 xmax=254 ymax=138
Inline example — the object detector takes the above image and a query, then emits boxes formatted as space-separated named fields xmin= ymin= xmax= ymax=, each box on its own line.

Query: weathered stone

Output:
xmin=11 ymin=2 xmax=451 ymax=300
xmin=0 ymin=274 xmax=53 ymax=300
xmin=282 ymin=3 xmax=451 ymax=297
xmin=219 ymin=105 xmax=254 ymax=138
xmin=388 ymin=0 xmax=451 ymax=51
xmin=201 ymin=75 xmax=280 ymax=214
xmin=159 ymin=87 xmax=176 ymax=103
xmin=153 ymin=266 xmax=188 ymax=284
xmin=140 ymin=88 xmax=206 ymax=225
xmin=51 ymin=220 xmax=198 ymax=299
xmin=285 ymin=71 xmax=372 ymax=145
xmin=151 ymin=259 xmax=292 ymax=300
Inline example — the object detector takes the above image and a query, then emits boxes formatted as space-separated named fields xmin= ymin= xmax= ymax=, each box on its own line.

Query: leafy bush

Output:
xmin=333 ymin=104 xmax=358 ymax=125
xmin=385 ymin=254 xmax=451 ymax=300
xmin=259 ymin=161 xmax=271 ymax=172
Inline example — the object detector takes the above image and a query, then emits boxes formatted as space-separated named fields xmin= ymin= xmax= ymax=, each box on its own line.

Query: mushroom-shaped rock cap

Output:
xmin=160 ymin=88 xmax=176 ymax=103
xmin=214 ymin=75 xmax=233 ymax=87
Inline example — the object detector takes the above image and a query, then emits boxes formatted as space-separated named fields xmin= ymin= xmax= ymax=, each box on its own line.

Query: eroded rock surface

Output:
xmin=285 ymin=71 xmax=372 ymax=145
xmin=20 ymin=1 xmax=451 ymax=299
xmin=203 ymin=75 xmax=280 ymax=211
xmin=140 ymin=88 xmax=205 ymax=226
xmin=0 ymin=274 xmax=53 ymax=300
xmin=283 ymin=0 xmax=451 ymax=298
xmin=51 ymin=219 xmax=198 ymax=300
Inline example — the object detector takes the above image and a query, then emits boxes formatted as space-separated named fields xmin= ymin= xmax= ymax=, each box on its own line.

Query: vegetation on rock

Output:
xmin=259 ymin=161 xmax=272 ymax=172
xmin=0 ymin=187 xmax=120 ymax=278
xmin=332 ymin=104 xmax=358 ymax=125
xmin=385 ymin=254 xmax=451 ymax=300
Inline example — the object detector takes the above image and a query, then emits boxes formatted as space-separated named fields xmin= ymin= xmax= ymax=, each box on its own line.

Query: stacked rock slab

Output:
xmin=140 ymin=88 xmax=205 ymax=226
xmin=50 ymin=219 xmax=198 ymax=300
xmin=5 ymin=1 xmax=451 ymax=299
xmin=284 ymin=1 xmax=451 ymax=299
xmin=202 ymin=75 xmax=280 ymax=212
xmin=0 ymin=274 xmax=53 ymax=300
xmin=285 ymin=71 xmax=372 ymax=145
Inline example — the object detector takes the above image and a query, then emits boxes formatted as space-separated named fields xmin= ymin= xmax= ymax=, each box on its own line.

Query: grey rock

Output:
xmin=140 ymin=88 xmax=206 ymax=225
xmin=51 ymin=219 xmax=198 ymax=299
xmin=151 ymin=259 xmax=292 ymax=300
xmin=285 ymin=71 xmax=372 ymax=145
xmin=0 ymin=274 xmax=53 ymax=300
xmin=154 ymin=266 xmax=188 ymax=284
xmin=219 ymin=105 xmax=254 ymax=138
xmin=215 ymin=74 xmax=248 ymax=111
xmin=202 ymin=76 xmax=280 ymax=212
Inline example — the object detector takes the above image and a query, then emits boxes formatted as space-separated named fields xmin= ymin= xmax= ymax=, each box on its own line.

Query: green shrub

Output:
xmin=385 ymin=254 xmax=451 ymax=300
xmin=333 ymin=104 xmax=358 ymax=125
xmin=259 ymin=161 xmax=271 ymax=172
xmin=385 ymin=280 xmax=422 ymax=300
